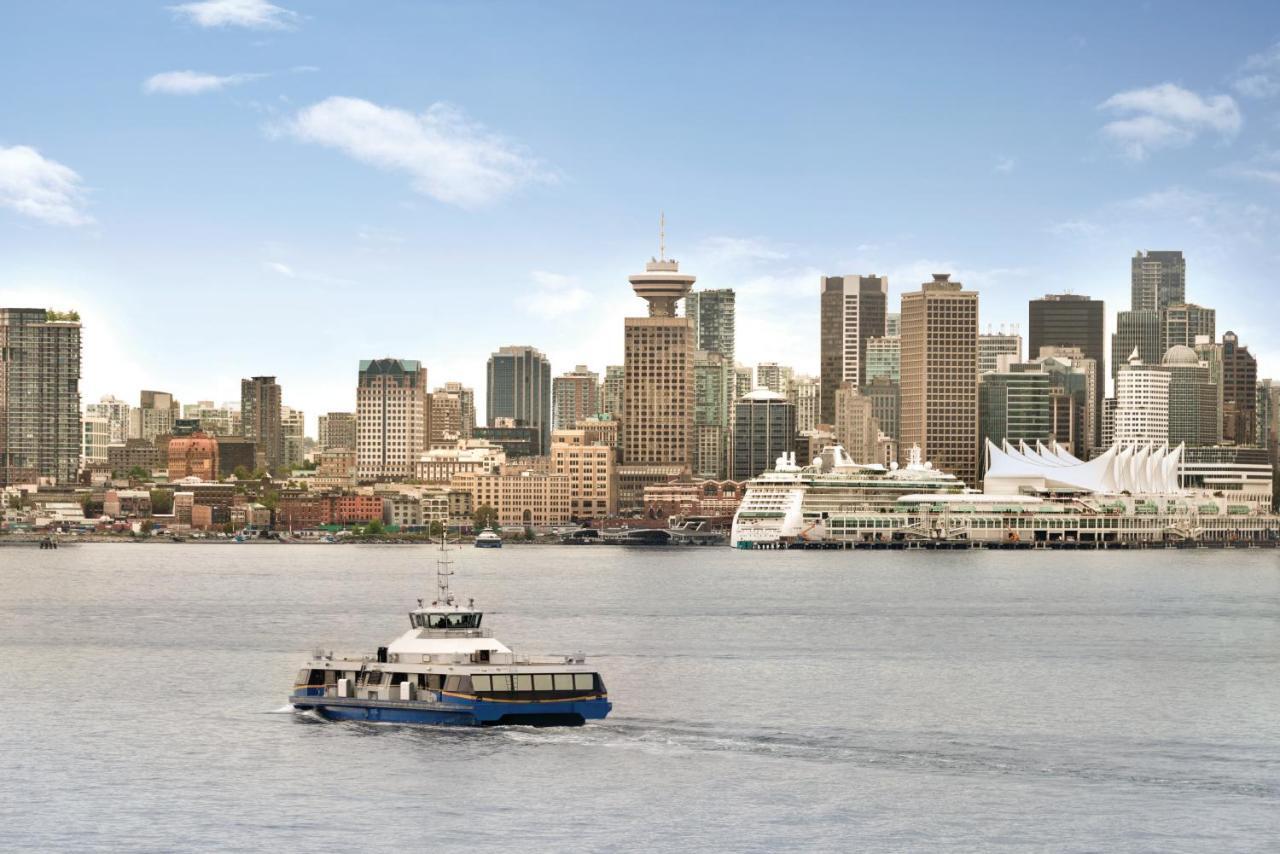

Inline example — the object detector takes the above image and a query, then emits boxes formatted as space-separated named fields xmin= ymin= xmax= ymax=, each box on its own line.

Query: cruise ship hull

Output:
xmin=291 ymin=692 xmax=611 ymax=727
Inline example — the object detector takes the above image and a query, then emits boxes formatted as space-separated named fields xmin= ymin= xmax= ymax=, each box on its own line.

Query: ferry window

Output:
xmin=296 ymin=669 xmax=309 ymax=685
xmin=365 ymin=672 xmax=383 ymax=686
xmin=553 ymin=674 xmax=573 ymax=691
xmin=444 ymin=676 xmax=461 ymax=691
xmin=515 ymin=674 xmax=533 ymax=691
xmin=533 ymin=674 xmax=553 ymax=691
xmin=492 ymin=674 xmax=512 ymax=692
xmin=472 ymin=674 xmax=492 ymax=692
xmin=429 ymin=615 xmax=450 ymax=629
xmin=573 ymin=674 xmax=594 ymax=691
xmin=307 ymin=669 xmax=326 ymax=686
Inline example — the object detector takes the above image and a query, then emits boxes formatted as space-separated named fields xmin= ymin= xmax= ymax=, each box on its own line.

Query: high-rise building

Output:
xmin=1131 ymin=250 xmax=1186 ymax=312
xmin=819 ymin=274 xmax=888 ymax=424
xmin=1111 ymin=310 xmax=1161 ymax=383
xmin=1221 ymin=331 xmax=1258 ymax=445
xmin=551 ymin=428 xmax=617 ymax=520
xmin=132 ymin=389 xmax=179 ymax=442
xmin=0 ymin=309 xmax=82 ymax=485
xmin=755 ymin=362 xmax=792 ymax=395
xmin=428 ymin=391 xmax=462 ymax=445
xmin=978 ymin=329 xmax=1022 ymax=375
xmin=886 ymin=312 xmax=901 ymax=337
xmin=182 ymin=401 xmax=237 ymax=436
xmin=789 ymin=375 xmax=821 ymax=434
xmin=1035 ymin=349 xmax=1098 ymax=459
xmin=85 ymin=395 xmax=131 ymax=444
xmin=552 ymin=365 xmax=600 ymax=430
xmin=1162 ymin=346 xmax=1219 ymax=446
xmin=356 ymin=358 xmax=428 ymax=480
xmin=280 ymin=406 xmax=306 ymax=469
xmin=1160 ymin=303 xmax=1215 ymax=356
xmin=1114 ymin=350 xmax=1169 ymax=444
xmin=865 ymin=336 xmax=900 ymax=383
xmin=832 ymin=383 xmax=880 ymax=464
xmin=317 ymin=412 xmax=357 ymax=450
xmin=978 ymin=366 xmax=1051 ymax=456
xmin=733 ymin=365 xmax=754 ymax=402
xmin=732 ymin=389 xmax=796 ymax=480
xmin=686 ymin=288 xmax=736 ymax=364
xmin=440 ymin=382 xmax=476 ymax=438
xmin=900 ymin=274 xmax=980 ymax=487
xmin=600 ymin=366 xmax=625 ymax=419
xmin=693 ymin=350 xmax=732 ymax=479
xmin=82 ymin=415 xmax=110 ymax=468
xmin=1028 ymin=293 xmax=1105 ymax=441
xmin=861 ymin=376 xmax=900 ymax=444
xmin=240 ymin=377 xmax=283 ymax=470
xmin=486 ymin=345 xmax=552 ymax=456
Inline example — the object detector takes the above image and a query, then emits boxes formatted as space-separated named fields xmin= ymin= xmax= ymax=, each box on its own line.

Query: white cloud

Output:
xmin=0 ymin=145 xmax=92 ymax=226
xmin=1233 ymin=42 xmax=1280 ymax=98
xmin=697 ymin=236 xmax=789 ymax=264
xmin=520 ymin=271 xmax=591 ymax=319
xmin=279 ymin=96 xmax=555 ymax=208
xmin=994 ymin=156 xmax=1016 ymax=174
xmin=264 ymin=260 xmax=295 ymax=277
xmin=1098 ymin=83 xmax=1241 ymax=160
xmin=144 ymin=70 xmax=262 ymax=95
xmin=169 ymin=0 xmax=298 ymax=30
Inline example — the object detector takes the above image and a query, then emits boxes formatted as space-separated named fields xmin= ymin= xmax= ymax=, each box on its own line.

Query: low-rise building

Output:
xmin=415 ymin=439 xmax=506 ymax=484
xmin=451 ymin=465 xmax=571 ymax=527
xmin=550 ymin=429 xmax=617 ymax=521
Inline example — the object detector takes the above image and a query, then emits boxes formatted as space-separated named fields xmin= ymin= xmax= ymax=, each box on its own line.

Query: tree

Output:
xmin=149 ymin=489 xmax=174 ymax=514
xmin=259 ymin=490 xmax=280 ymax=512
xmin=473 ymin=504 xmax=498 ymax=530
xmin=428 ymin=520 xmax=445 ymax=539
xmin=233 ymin=465 xmax=253 ymax=481
xmin=363 ymin=518 xmax=385 ymax=537
xmin=127 ymin=466 xmax=149 ymax=482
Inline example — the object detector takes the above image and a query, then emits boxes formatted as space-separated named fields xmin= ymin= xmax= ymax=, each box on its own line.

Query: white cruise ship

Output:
xmin=731 ymin=445 xmax=966 ymax=547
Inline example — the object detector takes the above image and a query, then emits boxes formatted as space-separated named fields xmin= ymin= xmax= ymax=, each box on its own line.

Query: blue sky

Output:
xmin=3 ymin=0 xmax=1280 ymax=432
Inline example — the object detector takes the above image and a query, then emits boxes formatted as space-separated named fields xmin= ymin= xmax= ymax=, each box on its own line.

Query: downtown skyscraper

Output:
xmin=819 ymin=274 xmax=887 ymax=424
xmin=0 ymin=308 xmax=81 ymax=485
xmin=1028 ymin=293 xmax=1105 ymax=443
xmin=486 ymin=345 xmax=552 ymax=456
xmin=1131 ymin=250 xmax=1186 ymax=312
xmin=240 ymin=376 xmax=283 ymax=471
xmin=356 ymin=358 xmax=427 ymax=480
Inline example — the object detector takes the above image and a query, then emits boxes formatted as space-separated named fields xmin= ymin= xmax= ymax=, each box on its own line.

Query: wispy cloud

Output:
xmin=1098 ymin=83 xmax=1241 ymax=160
xmin=0 ymin=145 xmax=92 ymax=226
xmin=994 ymin=156 xmax=1016 ymax=174
xmin=277 ymin=96 xmax=556 ymax=208
xmin=1047 ymin=219 xmax=1102 ymax=237
xmin=264 ymin=260 xmax=295 ymax=277
xmin=169 ymin=0 xmax=298 ymax=30
xmin=519 ymin=271 xmax=591 ymax=319
xmin=1233 ymin=42 xmax=1280 ymax=99
xmin=144 ymin=70 xmax=264 ymax=95
xmin=1217 ymin=148 xmax=1280 ymax=187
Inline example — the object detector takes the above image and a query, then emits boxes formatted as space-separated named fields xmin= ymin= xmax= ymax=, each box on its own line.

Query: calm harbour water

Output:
xmin=2 ymin=543 xmax=1278 ymax=852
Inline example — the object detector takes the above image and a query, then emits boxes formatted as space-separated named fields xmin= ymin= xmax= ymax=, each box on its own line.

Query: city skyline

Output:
xmin=4 ymin=2 xmax=1280 ymax=429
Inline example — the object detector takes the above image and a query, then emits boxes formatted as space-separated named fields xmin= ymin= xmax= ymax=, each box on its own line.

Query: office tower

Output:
xmin=317 ymin=412 xmax=357 ymax=450
xmin=85 ymin=395 xmax=131 ymax=444
xmin=356 ymin=358 xmax=428 ymax=480
xmin=133 ymin=390 xmax=180 ymax=442
xmin=1162 ymin=347 xmax=1219 ymax=446
xmin=600 ymin=366 xmax=625 ymax=419
xmin=886 ymin=312 xmax=901 ymax=337
xmin=978 ymin=366 xmax=1051 ymax=456
xmin=1028 ymin=293 xmax=1105 ymax=441
xmin=1114 ymin=350 xmax=1169 ymax=444
xmin=732 ymin=389 xmax=796 ymax=480
xmin=280 ymin=406 xmax=306 ymax=469
xmin=0 ymin=309 xmax=81 ymax=485
xmin=755 ymin=362 xmax=792 ymax=395
xmin=1221 ymin=332 xmax=1258 ymax=445
xmin=182 ymin=401 xmax=236 ymax=436
xmin=865 ymin=336 xmax=900 ymax=382
xmin=789 ymin=375 xmax=821 ymax=433
xmin=861 ymin=376 xmax=900 ymax=444
xmin=1160 ymin=303 xmax=1215 ymax=356
xmin=900 ymin=274 xmax=980 ymax=486
xmin=819 ymin=274 xmax=888 ymax=424
xmin=1111 ymin=310 xmax=1160 ymax=383
xmin=686 ymin=288 xmax=736 ymax=363
xmin=1101 ymin=398 xmax=1116 ymax=448
xmin=1131 ymin=250 xmax=1186 ymax=312
xmin=693 ymin=350 xmax=732 ymax=479
xmin=552 ymin=365 xmax=600 ymax=430
xmin=733 ymin=365 xmax=754 ymax=401
xmin=428 ymin=391 xmax=462 ymax=445
xmin=440 ymin=381 xmax=476 ymax=438
xmin=239 ymin=377 xmax=282 ymax=470
xmin=622 ymin=250 xmax=695 ymax=468
xmin=551 ymin=429 xmax=617 ymax=520
xmin=832 ymin=383 xmax=880 ymax=464
xmin=486 ymin=345 xmax=551 ymax=456
xmin=1035 ymin=349 xmax=1098 ymax=458
xmin=978 ymin=328 xmax=1022 ymax=375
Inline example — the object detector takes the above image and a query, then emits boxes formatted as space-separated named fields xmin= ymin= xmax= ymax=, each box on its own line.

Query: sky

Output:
xmin=3 ymin=0 xmax=1280 ymax=435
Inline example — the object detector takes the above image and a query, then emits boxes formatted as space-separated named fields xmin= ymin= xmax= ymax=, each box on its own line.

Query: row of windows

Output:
xmin=471 ymin=673 xmax=595 ymax=693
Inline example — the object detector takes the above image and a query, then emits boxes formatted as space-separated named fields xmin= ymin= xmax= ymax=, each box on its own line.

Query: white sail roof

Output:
xmin=984 ymin=440 xmax=1183 ymax=495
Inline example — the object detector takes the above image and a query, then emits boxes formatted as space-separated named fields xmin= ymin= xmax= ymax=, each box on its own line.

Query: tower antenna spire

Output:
xmin=660 ymin=211 xmax=665 ymax=261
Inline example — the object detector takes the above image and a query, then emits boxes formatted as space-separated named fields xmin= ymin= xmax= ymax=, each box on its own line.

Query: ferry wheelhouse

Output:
xmin=289 ymin=542 xmax=610 ymax=726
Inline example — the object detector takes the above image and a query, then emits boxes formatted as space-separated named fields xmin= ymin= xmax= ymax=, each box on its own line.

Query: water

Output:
xmin=2 ymin=544 xmax=1278 ymax=852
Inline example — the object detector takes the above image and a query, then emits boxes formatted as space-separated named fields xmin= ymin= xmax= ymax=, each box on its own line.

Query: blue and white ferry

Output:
xmin=289 ymin=541 xmax=610 ymax=727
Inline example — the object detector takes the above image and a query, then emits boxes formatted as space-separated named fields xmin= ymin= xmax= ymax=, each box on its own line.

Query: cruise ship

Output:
xmin=289 ymin=541 xmax=611 ymax=726
xmin=731 ymin=444 xmax=966 ymax=547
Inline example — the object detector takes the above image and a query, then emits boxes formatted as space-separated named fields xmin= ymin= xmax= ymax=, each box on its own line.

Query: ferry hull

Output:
xmin=291 ymin=693 xmax=610 ymax=727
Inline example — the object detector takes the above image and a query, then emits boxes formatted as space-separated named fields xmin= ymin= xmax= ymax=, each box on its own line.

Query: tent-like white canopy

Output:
xmin=984 ymin=440 xmax=1183 ymax=495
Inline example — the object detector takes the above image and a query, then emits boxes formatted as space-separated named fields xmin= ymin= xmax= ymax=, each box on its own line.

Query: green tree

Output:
xmin=259 ymin=490 xmax=280 ymax=512
xmin=127 ymin=466 xmax=149 ymax=481
xmin=149 ymin=489 xmax=174 ymax=514
xmin=428 ymin=520 xmax=445 ymax=539
xmin=473 ymin=504 xmax=497 ymax=530
xmin=233 ymin=465 xmax=252 ymax=481
xmin=363 ymin=518 xmax=385 ymax=537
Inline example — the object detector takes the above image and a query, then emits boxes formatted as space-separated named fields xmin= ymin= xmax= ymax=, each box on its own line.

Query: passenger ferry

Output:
xmin=289 ymin=540 xmax=610 ymax=726
xmin=474 ymin=527 xmax=503 ymax=548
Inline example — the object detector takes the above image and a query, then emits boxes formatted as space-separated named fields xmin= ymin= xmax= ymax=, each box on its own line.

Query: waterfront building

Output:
xmin=1132 ymin=250 xmax=1186 ymax=312
xmin=486 ymin=345 xmax=552 ymax=456
xmin=732 ymin=389 xmax=796 ymax=480
xmin=85 ymin=395 xmax=131 ymax=444
xmin=832 ymin=384 xmax=880 ymax=465
xmin=900 ymin=273 xmax=980 ymax=487
xmin=978 ymin=329 xmax=1023 ymax=376
xmin=693 ymin=350 xmax=732 ymax=479
xmin=600 ymin=366 xmax=625 ymax=419
xmin=861 ymin=377 xmax=900 ymax=445
xmin=281 ymin=406 xmax=306 ymax=469
xmin=1179 ymin=445 xmax=1273 ymax=508
xmin=132 ymin=390 xmax=179 ymax=443
xmin=415 ymin=439 xmax=506 ymax=484
xmin=978 ymin=366 xmax=1051 ymax=457
xmin=1111 ymin=311 xmax=1161 ymax=384
xmin=552 ymin=365 xmax=600 ymax=430
xmin=1028 ymin=293 xmax=1105 ymax=441
xmin=82 ymin=415 xmax=110 ymax=467
xmin=1221 ymin=332 xmax=1258 ymax=446
xmin=240 ymin=377 xmax=283 ymax=470
xmin=356 ymin=358 xmax=428 ymax=480
xmin=789 ymin=375 xmax=821 ymax=433
xmin=551 ymin=428 xmax=617 ymax=520
xmin=1161 ymin=303 xmax=1216 ymax=356
xmin=820 ymin=274 xmax=888 ymax=424
xmin=0 ymin=308 xmax=81 ymax=485
xmin=1162 ymin=346 xmax=1219 ymax=447
xmin=685 ymin=288 xmax=736 ymax=364
xmin=865 ymin=336 xmax=900 ymax=383
xmin=167 ymin=432 xmax=220 ymax=481
xmin=317 ymin=412 xmax=357 ymax=451
xmin=450 ymin=465 xmax=571 ymax=527
xmin=1114 ymin=350 xmax=1170 ymax=444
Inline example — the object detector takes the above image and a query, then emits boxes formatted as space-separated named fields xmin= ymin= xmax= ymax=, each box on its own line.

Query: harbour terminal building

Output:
xmin=731 ymin=439 xmax=1280 ymax=548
